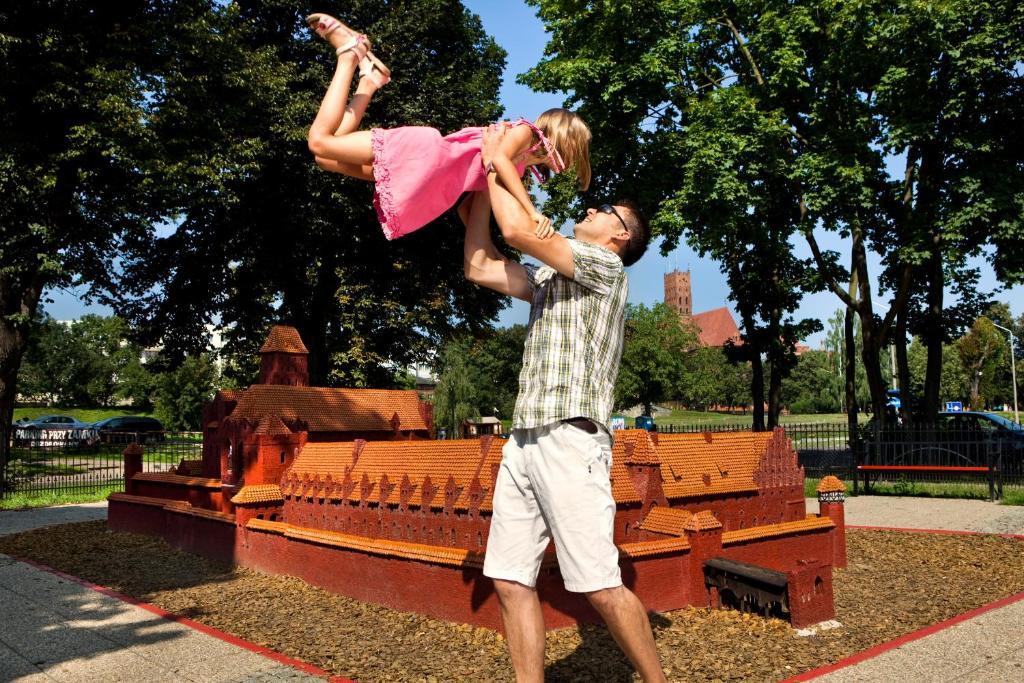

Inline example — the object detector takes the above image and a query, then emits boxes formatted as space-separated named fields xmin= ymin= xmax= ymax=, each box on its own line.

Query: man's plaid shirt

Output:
xmin=512 ymin=240 xmax=628 ymax=431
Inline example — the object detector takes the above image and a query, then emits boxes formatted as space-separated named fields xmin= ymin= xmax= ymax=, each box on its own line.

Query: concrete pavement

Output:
xmin=0 ymin=502 xmax=329 ymax=682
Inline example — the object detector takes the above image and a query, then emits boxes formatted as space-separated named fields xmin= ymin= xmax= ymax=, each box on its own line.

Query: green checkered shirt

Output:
xmin=512 ymin=240 xmax=628 ymax=431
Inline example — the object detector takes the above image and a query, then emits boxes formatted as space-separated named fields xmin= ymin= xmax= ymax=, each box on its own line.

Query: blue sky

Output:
xmin=45 ymin=0 xmax=1022 ymax=344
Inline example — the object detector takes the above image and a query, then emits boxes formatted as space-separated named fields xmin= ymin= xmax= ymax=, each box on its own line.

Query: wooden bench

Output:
xmin=856 ymin=465 xmax=1000 ymax=500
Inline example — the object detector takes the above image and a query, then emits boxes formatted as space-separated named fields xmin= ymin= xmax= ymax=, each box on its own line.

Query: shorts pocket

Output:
xmin=556 ymin=423 xmax=605 ymax=471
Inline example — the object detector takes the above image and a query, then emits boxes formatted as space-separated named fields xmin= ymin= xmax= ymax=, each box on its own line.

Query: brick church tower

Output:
xmin=259 ymin=325 xmax=309 ymax=386
xmin=664 ymin=270 xmax=692 ymax=317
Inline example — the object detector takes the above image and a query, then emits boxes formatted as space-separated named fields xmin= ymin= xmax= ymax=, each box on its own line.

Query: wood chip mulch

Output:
xmin=1 ymin=523 xmax=1023 ymax=682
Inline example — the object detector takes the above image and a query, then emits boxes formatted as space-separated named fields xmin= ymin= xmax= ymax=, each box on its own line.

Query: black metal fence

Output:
xmin=856 ymin=423 xmax=1023 ymax=499
xmin=4 ymin=420 xmax=1021 ymax=501
xmin=658 ymin=422 xmax=855 ymax=478
xmin=1 ymin=431 xmax=202 ymax=499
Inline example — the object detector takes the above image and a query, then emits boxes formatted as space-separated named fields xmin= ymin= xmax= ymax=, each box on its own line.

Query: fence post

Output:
xmin=123 ymin=443 xmax=143 ymax=495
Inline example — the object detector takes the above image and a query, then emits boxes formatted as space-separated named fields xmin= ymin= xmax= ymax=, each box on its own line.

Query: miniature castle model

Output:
xmin=665 ymin=269 xmax=742 ymax=347
xmin=109 ymin=325 xmax=846 ymax=630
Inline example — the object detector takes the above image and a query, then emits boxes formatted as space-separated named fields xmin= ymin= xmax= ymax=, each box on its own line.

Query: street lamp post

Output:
xmin=992 ymin=322 xmax=1020 ymax=425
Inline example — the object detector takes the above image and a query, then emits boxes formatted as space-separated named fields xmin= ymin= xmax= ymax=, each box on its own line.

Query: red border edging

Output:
xmin=15 ymin=558 xmax=354 ymax=683
xmin=784 ymin=524 xmax=1024 ymax=681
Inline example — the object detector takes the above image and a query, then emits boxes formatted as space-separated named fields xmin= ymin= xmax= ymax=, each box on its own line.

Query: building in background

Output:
xmin=664 ymin=270 xmax=742 ymax=347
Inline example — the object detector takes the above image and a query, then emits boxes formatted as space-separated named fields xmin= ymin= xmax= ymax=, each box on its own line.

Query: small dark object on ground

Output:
xmin=1 ymin=524 xmax=1023 ymax=682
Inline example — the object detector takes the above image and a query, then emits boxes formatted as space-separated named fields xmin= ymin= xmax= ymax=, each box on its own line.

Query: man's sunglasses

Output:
xmin=598 ymin=204 xmax=629 ymax=232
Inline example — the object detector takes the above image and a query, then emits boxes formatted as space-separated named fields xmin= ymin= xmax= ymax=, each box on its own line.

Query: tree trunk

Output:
xmin=922 ymin=240 xmax=944 ymax=421
xmin=767 ymin=356 xmax=782 ymax=429
xmin=844 ymin=304 xmax=860 ymax=456
xmin=749 ymin=349 xmax=766 ymax=432
xmin=0 ymin=274 xmax=44 ymax=481
xmin=895 ymin=309 xmax=911 ymax=421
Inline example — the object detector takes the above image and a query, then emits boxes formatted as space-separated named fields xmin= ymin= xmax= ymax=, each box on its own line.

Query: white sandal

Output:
xmin=359 ymin=55 xmax=390 ymax=88
xmin=336 ymin=34 xmax=370 ymax=61
xmin=308 ymin=13 xmax=390 ymax=86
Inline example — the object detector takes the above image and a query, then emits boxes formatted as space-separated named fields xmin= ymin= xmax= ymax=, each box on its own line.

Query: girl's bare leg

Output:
xmin=308 ymin=51 xmax=375 ymax=168
xmin=313 ymin=157 xmax=374 ymax=181
xmin=335 ymin=76 xmax=380 ymax=137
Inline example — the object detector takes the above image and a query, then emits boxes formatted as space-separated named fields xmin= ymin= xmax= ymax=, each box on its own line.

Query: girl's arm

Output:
xmin=486 ymin=124 xmax=553 ymax=237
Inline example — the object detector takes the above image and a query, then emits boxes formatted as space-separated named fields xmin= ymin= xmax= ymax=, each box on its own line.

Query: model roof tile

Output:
xmin=231 ymin=484 xmax=284 ymax=505
xmin=721 ymin=516 xmax=834 ymax=545
xmin=638 ymin=507 xmax=693 ymax=536
xmin=288 ymin=438 xmax=499 ymax=510
xmin=684 ymin=510 xmax=723 ymax=531
xmin=254 ymin=413 xmax=292 ymax=436
xmin=655 ymin=431 xmax=772 ymax=499
xmin=619 ymin=430 xmax=660 ymax=465
xmin=260 ymin=325 xmax=309 ymax=354
xmin=816 ymin=475 xmax=847 ymax=494
xmin=618 ymin=537 xmax=691 ymax=558
xmin=228 ymin=385 xmax=429 ymax=433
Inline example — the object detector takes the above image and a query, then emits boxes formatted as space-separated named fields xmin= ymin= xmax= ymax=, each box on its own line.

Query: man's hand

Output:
xmin=481 ymin=123 xmax=506 ymax=167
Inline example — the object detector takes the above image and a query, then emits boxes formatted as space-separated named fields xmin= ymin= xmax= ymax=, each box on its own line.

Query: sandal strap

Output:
xmin=335 ymin=34 xmax=368 ymax=57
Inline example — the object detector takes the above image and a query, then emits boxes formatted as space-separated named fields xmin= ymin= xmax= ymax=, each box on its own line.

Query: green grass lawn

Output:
xmin=0 ymin=486 xmax=119 ymax=511
xmin=804 ymin=476 xmax=1024 ymax=505
xmin=13 ymin=407 xmax=154 ymax=423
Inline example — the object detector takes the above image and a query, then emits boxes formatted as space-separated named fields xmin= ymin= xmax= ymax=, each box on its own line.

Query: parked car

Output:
xmin=90 ymin=416 xmax=166 ymax=444
xmin=862 ymin=411 xmax=1023 ymax=470
xmin=12 ymin=415 xmax=96 ymax=447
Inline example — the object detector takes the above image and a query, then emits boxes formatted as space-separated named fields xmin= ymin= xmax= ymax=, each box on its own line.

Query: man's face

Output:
xmin=573 ymin=205 xmax=630 ymax=245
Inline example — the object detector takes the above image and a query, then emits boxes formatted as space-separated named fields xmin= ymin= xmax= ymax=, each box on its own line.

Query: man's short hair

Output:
xmin=615 ymin=199 xmax=650 ymax=267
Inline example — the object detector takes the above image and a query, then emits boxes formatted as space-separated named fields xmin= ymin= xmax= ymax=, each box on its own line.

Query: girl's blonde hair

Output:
xmin=536 ymin=108 xmax=592 ymax=191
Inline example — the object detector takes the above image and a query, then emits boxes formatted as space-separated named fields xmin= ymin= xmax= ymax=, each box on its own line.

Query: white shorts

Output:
xmin=483 ymin=421 xmax=621 ymax=593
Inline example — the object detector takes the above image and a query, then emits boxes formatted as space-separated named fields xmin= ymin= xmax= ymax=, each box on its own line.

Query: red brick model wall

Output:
xmin=260 ymin=352 xmax=309 ymax=386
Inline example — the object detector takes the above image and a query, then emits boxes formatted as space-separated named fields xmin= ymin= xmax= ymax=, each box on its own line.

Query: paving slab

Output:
xmin=810 ymin=597 xmax=1024 ymax=682
xmin=807 ymin=495 xmax=1024 ymax=534
xmin=0 ymin=501 xmax=107 ymax=537
xmin=0 ymin=550 xmax=328 ymax=682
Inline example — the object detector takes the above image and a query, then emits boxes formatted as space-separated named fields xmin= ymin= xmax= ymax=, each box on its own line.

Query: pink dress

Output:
xmin=370 ymin=121 xmax=531 ymax=240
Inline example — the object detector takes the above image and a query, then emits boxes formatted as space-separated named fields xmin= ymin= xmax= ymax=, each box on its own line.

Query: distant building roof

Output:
xmin=228 ymin=385 xmax=429 ymax=433
xmin=260 ymin=325 xmax=309 ymax=354
xmin=691 ymin=307 xmax=742 ymax=347
xmin=464 ymin=416 xmax=501 ymax=425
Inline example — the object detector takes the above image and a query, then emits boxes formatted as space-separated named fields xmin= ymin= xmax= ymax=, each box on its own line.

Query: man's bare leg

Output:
xmin=586 ymin=586 xmax=666 ymax=682
xmin=493 ymin=579 xmax=546 ymax=683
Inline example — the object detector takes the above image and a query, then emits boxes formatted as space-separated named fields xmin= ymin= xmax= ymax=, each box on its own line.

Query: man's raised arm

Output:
xmin=459 ymin=192 xmax=533 ymax=302
xmin=481 ymin=127 xmax=576 ymax=279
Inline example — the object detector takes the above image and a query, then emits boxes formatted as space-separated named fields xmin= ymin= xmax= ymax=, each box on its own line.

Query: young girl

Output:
xmin=305 ymin=13 xmax=591 ymax=241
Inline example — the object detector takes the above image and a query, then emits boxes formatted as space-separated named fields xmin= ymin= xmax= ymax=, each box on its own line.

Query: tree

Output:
xmin=110 ymin=0 xmax=510 ymax=390
xmin=431 ymin=325 xmax=527 ymax=432
xmin=432 ymin=340 xmax=479 ymax=434
xmin=615 ymin=304 xmax=698 ymax=416
xmin=152 ymin=354 xmax=219 ymax=431
xmin=520 ymin=0 xmax=821 ymax=429
xmin=957 ymin=316 xmax=1008 ymax=409
xmin=19 ymin=314 xmax=148 ymax=407
xmin=520 ymin=0 xmax=1024 ymax=426
xmin=781 ymin=351 xmax=841 ymax=415
xmin=1 ymin=1 xmax=169 ymax=460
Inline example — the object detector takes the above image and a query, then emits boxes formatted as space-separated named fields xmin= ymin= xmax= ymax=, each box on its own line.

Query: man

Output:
xmin=456 ymin=126 xmax=665 ymax=682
